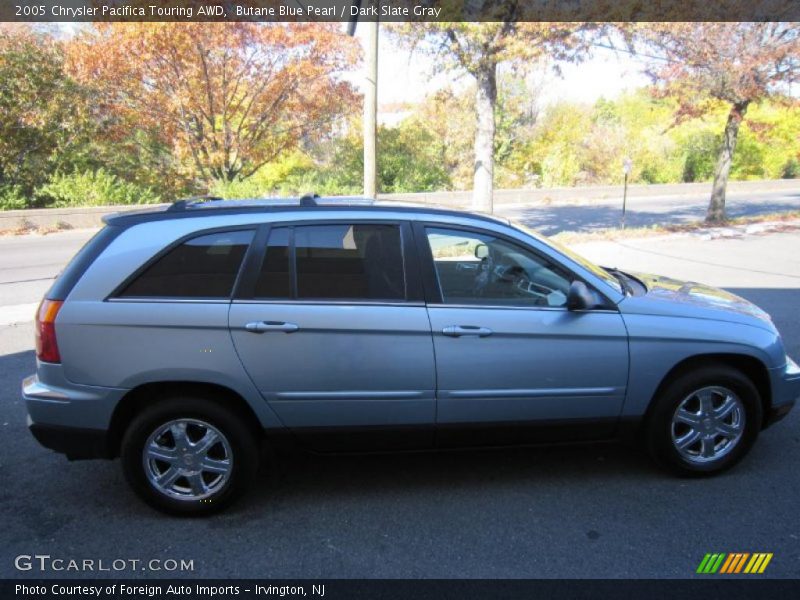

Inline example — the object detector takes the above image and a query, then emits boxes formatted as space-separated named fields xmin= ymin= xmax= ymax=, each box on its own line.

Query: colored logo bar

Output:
xmin=697 ymin=553 xmax=773 ymax=574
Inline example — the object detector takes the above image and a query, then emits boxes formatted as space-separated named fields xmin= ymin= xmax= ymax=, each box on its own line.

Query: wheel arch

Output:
xmin=643 ymin=353 xmax=771 ymax=429
xmin=107 ymin=381 xmax=265 ymax=458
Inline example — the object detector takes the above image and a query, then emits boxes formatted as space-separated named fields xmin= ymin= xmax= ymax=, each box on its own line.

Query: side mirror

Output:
xmin=474 ymin=244 xmax=489 ymax=260
xmin=567 ymin=280 xmax=595 ymax=311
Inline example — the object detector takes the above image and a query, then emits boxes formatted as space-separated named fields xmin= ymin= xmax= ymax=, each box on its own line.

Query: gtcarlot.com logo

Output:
xmin=696 ymin=552 xmax=773 ymax=574
xmin=14 ymin=554 xmax=194 ymax=573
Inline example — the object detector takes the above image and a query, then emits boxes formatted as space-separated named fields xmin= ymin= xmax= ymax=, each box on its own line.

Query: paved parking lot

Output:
xmin=1 ymin=230 xmax=799 ymax=579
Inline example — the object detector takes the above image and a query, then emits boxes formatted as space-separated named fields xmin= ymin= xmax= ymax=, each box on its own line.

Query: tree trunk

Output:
xmin=706 ymin=100 xmax=750 ymax=224
xmin=472 ymin=63 xmax=497 ymax=213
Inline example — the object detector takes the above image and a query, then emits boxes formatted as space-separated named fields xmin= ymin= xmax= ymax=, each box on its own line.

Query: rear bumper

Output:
xmin=27 ymin=416 xmax=110 ymax=460
xmin=23 ymin=370 xmax=126 ymax=460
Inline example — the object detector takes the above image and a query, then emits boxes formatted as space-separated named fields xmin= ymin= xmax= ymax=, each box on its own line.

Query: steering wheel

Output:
xmin=495 ymin=262 xmax=524 ymax=283
xmin=492 ymin=261 xmax=555 ymax=306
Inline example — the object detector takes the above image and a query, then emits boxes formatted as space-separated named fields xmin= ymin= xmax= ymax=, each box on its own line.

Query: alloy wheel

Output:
xmin=142 ymin=418 xmax=233 ymax=501
xmin=670 ymin=386 xmax=745 ymax=464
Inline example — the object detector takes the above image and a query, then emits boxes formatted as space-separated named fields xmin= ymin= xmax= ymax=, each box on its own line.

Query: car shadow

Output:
xmin=237 ymin=438 xmax=656 ymax=514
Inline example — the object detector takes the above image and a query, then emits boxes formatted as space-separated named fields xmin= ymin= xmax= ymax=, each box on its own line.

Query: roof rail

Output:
xmin=167 ymin=195 xmax=223 ymax=212
xmin=299 ymin=193 xmax=320 ymax=207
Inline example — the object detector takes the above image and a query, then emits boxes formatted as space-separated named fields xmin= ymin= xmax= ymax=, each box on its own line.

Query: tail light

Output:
xmin=35 ymin=299 xmax=63 ymax=363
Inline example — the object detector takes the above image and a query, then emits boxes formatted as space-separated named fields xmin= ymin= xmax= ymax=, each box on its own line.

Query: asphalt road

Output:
xmin=1 ymin=230 xmax=799 ymax=579
xmin=0 ymin=230 xmax=95 ymax=326
xmin=498 ymin=186 xmax=800 ymax=235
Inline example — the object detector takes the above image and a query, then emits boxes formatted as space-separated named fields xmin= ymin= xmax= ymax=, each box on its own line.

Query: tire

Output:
xmin=645 ymin=365 xmax=762 ymax=476
xmin=121 ymin=396 xmax=259 ymax=515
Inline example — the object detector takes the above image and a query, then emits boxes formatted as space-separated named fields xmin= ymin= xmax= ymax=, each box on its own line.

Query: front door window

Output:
xmin=426 ymin=227 xmax=572 ymax=308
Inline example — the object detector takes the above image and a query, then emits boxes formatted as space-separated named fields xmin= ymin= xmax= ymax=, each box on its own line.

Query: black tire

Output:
xmin=121 ymin=396 xmax=259 ymax=515
xmin=645 ymin=365 xmax=762 ymax=476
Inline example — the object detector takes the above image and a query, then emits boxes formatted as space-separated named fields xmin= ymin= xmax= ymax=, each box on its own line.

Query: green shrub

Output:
xmin=35 ymin=169 xmax=161 ymax=207
xmin=782 ymin=158 xmax=799 ymax=179
xmin=209 ymin=151 xmax=326 ymax=198
xmin=681 ymin=131 xmax=719 ymax=182
xmin=0 ymin=185 xmax=28 ymax=210
xmin=209 ymin=177 xmax=266 ymax=199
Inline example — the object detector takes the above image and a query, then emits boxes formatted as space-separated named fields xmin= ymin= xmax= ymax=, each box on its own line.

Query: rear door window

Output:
xmin=119 ymin=230 xmax=254 ymax=299
xmin=296 ymin=224 xmax=405 ymax=300
xmin=252 ymin=223 xmax=406 ymax=301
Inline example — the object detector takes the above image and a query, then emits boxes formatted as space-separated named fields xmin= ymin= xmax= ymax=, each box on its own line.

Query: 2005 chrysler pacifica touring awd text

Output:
xmin=22 ymin=197 xmax=800 ymax=514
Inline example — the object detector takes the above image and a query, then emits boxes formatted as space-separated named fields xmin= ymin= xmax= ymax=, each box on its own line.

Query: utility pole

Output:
xmin=363 ymin=18 xmax=378 ymax=199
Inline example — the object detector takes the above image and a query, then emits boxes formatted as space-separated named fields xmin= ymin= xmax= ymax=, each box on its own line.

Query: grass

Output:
xmin=551 ymin=210 xmax=800 ymax=245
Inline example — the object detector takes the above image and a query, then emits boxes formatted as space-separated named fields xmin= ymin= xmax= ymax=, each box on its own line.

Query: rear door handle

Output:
xmin=244 ymin=321 xmax=299 ymax=333
xmin=442 ymin=325 xmax=493 ymax=337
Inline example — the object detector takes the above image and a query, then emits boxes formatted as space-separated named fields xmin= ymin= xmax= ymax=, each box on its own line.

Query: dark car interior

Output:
xmin=255 ymin=224 xmax=406 ymax=300
xmin=430 ymin=234 xmax=571 ymax=307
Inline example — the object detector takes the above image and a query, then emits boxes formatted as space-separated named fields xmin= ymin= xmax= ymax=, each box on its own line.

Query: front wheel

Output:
xmin=121 ymin=397 xmax=259 ymax=515
xmin=645 ymin=366 xmax=762 ymax=476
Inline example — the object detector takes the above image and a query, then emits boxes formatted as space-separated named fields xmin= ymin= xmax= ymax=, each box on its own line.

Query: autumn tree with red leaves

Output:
xmin=66 ymin=23 xmax=359 ymax=187
xmin=632 ymin=23 xmax=800 ymax=223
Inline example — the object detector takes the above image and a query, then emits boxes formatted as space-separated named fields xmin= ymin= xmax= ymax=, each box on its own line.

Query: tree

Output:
xmin=391 ymin=16 xmax=592 ymax=211
xmin=0 ymin=26 xmax=92 ymax=204
xmin=65 ymin=23 xmax=359 ymax=187
xmin=402 ymin=76 xmax=541 ymax=191
xmin=632 ymin=23 xmax=800 ymax=223
xmin=407 ymin=89 xmax=475 ymax=189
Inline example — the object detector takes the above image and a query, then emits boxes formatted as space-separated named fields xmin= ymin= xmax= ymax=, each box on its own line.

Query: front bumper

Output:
xmin=23 ymin=370 xmax=127 ymax=460
xmin=766 ymin=357 xmax=800 ymax=427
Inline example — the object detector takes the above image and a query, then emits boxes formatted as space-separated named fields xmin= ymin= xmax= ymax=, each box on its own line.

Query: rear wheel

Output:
xmin=646 ymin=366 xmax=762 ymax=475
xmin=121 ymin=397 xmax=259 ymax=515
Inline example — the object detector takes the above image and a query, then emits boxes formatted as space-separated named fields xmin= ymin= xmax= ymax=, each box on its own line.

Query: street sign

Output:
xmin=623 ymin=157 xmax=633 ymax=175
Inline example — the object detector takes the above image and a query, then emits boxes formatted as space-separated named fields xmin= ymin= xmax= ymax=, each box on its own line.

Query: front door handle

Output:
xmin=244 ymin=321 xmax=299 ymax=333
xmin=442 ymin=325 xmax=493 ymax=337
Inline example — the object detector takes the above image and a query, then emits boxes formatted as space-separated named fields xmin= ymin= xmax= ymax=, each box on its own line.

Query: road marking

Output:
xmin=0 ymin=303 xmax=39 ymax=326
xmin=0 ymin=276 xmax=56 ymax=285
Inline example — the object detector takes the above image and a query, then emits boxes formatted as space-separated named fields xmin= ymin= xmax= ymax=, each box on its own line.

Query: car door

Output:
xmin=415 ymin=223 xmax=630 ymax=447
xmin=229 ymin=220 xmax=436 ymax=451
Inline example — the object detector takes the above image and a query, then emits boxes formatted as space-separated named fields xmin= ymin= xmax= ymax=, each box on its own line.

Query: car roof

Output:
xmin=103 ymin=196 xmax=512 ymax=229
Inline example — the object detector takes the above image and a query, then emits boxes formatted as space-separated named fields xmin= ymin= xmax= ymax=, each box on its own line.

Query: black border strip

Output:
xmin=3 ymin=579 xmax=799 ymax=599
xmin=3 ymin=1 xmax=798 ymax=23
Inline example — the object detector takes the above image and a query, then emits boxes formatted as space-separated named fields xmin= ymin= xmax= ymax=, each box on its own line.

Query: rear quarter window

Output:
xmin=118 ymin=230 xmax=254 ymax=299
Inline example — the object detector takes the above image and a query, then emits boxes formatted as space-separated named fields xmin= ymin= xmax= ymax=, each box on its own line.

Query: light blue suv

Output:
xmin=22 ymin=197 xmax=800 ymax=514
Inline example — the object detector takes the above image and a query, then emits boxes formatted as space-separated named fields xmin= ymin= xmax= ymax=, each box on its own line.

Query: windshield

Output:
xmin=512 ymin=221 xmax=623 ymax=294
